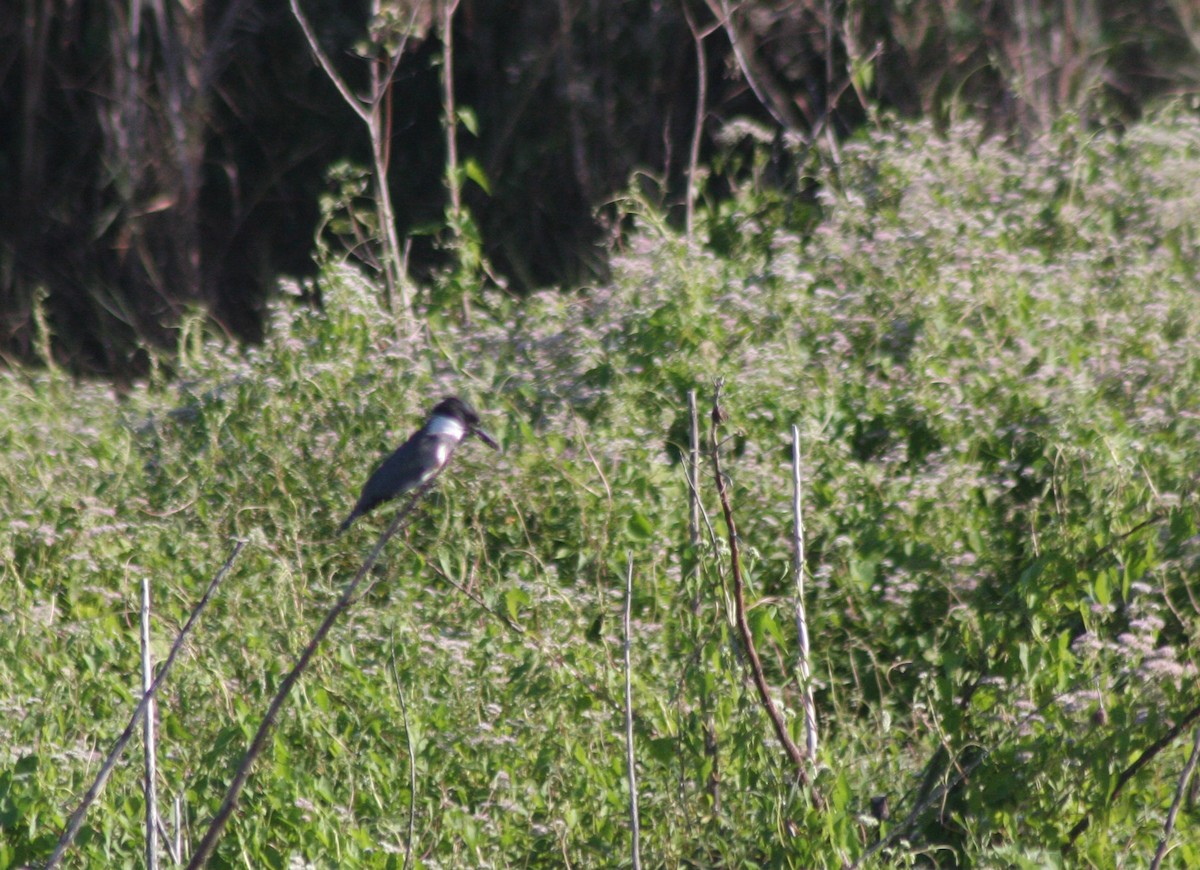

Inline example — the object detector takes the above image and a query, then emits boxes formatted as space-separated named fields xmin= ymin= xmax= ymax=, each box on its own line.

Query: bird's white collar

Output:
xmin=426 ymin=414 xmax=466 ymax=442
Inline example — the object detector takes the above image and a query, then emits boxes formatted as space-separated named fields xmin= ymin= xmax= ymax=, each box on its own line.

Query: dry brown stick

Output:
xmin=708 ymin=384 xmax=813 ymax=795
xmin=186 ymin=485 xmax=432 ymax=868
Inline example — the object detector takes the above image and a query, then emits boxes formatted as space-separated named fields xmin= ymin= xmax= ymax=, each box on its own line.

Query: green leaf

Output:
xmin=749 ymin=607 xmax=787 ymax=648
xmin=1093 ymin=568 xmax=1111 ymax=606
xmin=504 ymin=587 xmax=530 ymax=622
xmin=626 ymin=511 xmax=653 ymax=541
xmin=457 ymin=106 xmax=479 ymax=136
xmin=464 ymin=157 xmax=491 ymax=195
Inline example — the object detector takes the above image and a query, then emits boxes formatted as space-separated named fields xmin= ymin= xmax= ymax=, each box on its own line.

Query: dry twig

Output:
xmin=186 ymin=487 xmax=432 ymax=868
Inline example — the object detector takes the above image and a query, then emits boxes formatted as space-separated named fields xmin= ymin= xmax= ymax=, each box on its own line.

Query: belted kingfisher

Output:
xmin=337 ymin=396 xmax=498 ymax=533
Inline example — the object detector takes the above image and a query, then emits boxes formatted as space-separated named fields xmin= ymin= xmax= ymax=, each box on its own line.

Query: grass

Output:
xmin=3 ymin=105 xmax=1200 ymax=867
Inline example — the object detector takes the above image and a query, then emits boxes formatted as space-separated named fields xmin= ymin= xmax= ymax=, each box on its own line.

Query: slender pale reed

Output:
xmin=791 ymin=424 xmax=818 ymax=760
xmin=141 ymin=577 xmax=160 ymax=870
xmin=623 ymin=552 xmax=642 ymax=870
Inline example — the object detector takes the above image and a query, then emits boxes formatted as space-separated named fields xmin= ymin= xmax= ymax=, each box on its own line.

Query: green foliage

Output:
xmin=3 ymin=107 xmax=1200 ymax=866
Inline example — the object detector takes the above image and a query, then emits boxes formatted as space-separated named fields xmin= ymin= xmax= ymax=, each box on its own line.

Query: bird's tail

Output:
xmin=336 ymin=511 xmax=359 ymax=535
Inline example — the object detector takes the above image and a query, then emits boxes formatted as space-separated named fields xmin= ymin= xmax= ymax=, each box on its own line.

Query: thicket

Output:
xmin=3 ymin=105 xmax=1199 ymax=866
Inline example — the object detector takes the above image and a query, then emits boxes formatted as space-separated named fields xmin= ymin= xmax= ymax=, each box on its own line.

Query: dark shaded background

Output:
xmin=1 ymin=0 xmax=1197 ymax=377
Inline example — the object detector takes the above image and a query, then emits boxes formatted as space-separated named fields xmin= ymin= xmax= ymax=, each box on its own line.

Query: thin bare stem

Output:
xmin=1151 ymin=724 xmax=1200 ymax=869
xmin=708 ymin=385 xmax=814 ymax=797
xmin=791 ymin=424 xmax=818 ymax=761
xmin=166 ymin=796 xmax=182 ymax=864
xmin=623 ymin=552 xmax=642 ymax=870
xmin=141 ymin=577 xmax=160 ymax=870
xmin=406 ymin=539 xmax=527 ymax=633
xmin=46 ymin=541 xmax=246 ymax=868
xmin=687 ymin=388 xmax=701 ymax=575
xmin=681 ymin=5 xmax=716 ymax=238
xmin=388 ymin=636 xmax=420 ymax=870
xmin=186 ymin=486 xmax=434 ymax=868
xmin=371 ymin=112 xmax=406 ymax=316
xmin=440 ymin=0 xmax=463 ymax=218
xmin=1065 ymin=698 xmax=1200 ymax=850
xmin=289 ymin=0 xmax=370 ymax=124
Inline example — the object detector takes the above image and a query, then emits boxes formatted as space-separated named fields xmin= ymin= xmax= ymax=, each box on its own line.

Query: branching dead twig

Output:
xmin=708 ymin=383 xmax=817 ymax=801
xmin=1064 ymin=699 xmax=1200 ymax=851
xmin=186 ymin=485 xmax=434 ymax=868
xmin=1150 ymin=724 xmax=1200 ymax=870
xmin=856 ymin=694 xmax=1200 ymax=866
xmin=290 ymin=0 xmax=416 ymax=318
xmin=47 ymin=541 xmax=246 ymax=868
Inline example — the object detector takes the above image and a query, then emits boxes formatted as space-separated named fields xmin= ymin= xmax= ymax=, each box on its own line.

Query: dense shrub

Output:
xmin=2 ymin=108 xmax=1199 ymax=866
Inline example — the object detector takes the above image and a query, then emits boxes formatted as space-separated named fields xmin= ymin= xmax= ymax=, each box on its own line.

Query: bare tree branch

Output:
xmin=186 ymin=485 xmax=434 ymax=868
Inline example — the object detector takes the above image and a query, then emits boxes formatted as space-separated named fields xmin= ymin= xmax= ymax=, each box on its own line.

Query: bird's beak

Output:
xmin=472 ymin=427 xmax=499 ymax=450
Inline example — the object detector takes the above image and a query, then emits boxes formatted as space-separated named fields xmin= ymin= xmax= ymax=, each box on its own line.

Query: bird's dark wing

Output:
xmin=337 ymin=434 xmax=451 ymax=532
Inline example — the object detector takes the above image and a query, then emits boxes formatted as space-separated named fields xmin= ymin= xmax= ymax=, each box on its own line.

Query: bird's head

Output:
xmin=431 ymin=396 xmax=499 ymax=450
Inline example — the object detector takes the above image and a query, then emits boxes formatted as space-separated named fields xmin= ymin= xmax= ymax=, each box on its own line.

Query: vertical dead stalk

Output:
xmin=623 ymin=552 xmax=642 ymax=870
xmin=1150 ymin=724 xmax=1200 ymax=870
xmin=186 ymin=483 xmax=436 ymax=869
xmin=708 ymin=385 xmax=815 ymax=797
xmin=47 ymin=541 xmax=246 ymax=868
xmin=140 ymin=577 xmax=160 ymax=870
xmin=438 ymin=0 xmax=473 ymax=324
xmin=791 ymin=425 xmax=818 ymax=761
xmin=169 ymin=796 xmax=182 ymax=864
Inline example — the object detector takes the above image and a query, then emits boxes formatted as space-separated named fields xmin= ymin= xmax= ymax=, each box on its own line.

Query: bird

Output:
xmin=337 ymin=396 xmax=498 ymax=533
